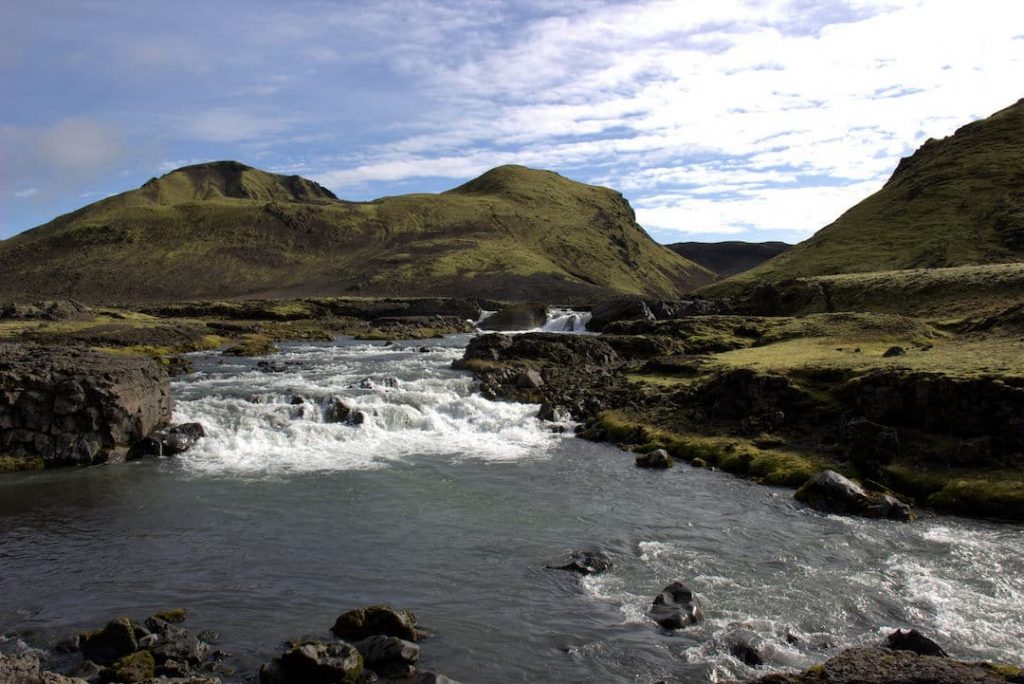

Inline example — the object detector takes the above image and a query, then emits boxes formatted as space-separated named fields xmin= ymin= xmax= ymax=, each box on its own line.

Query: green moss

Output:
xmin=111 ymin=650 xmax=155 ymax=683
xmin=0 ymin=455 xmax=46 ymax=472
xmin=596 ymin=412 xmax=826 ymax=487
xmin=223 ymin=334 xmax=278 ymax=357
xmin=883 ymin=465 xmax=1024 ymax=521
xmin=153 ymin=608 xmax=187 ymax=623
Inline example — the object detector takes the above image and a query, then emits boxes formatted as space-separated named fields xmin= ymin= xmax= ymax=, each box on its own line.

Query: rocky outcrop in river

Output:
xmin=0 ymin=345 xmax=172 ymax=468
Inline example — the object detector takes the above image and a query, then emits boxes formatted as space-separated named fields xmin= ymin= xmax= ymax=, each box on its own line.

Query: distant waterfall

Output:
xmin=540 ymin=308 xmax=592 ymax=332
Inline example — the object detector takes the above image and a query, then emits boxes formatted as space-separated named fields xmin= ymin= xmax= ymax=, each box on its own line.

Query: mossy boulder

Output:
xmin=81 ymin=616 xmax=138 ymax=665
xmin=636 ymin=448 xmax=674 ymax=469
xmin=332 ymin=605 xmax=418 ymax=642
xmin=110 ymin=650 xmax=155 ymax=683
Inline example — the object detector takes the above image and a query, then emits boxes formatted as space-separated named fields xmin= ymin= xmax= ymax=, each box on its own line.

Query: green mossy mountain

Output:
xmin=705 ymin=99 xmax=1024 ymax=295
xmin=0 ymin=161 xmax=713 ymax=304
xmin=667 ymin=241 xmax=791 ymax=278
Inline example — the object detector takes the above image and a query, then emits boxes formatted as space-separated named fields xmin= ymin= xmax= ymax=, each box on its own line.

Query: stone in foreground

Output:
xmin=636 ymin=448 xmax=674 ymax=469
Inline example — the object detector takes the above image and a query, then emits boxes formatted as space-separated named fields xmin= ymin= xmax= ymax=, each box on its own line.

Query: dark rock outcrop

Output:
xmin=649 ymin=582 xmax=703 ymax=629
xmin=885 ymin=628 xmax=948 ymax=657
xmin=587 ymin=298 xmax=654 ymax=332
xmin=725 ymin=627 xmax=773 ymax=668
xmin=636 ymin=448 xmax=674 ymax=469
xmin=740 ymin=646 xmax=1019 ymax=684
xmin=81 ymin=616 xmax=139 ymax=666
xmin=331 ymin=605 xmax=419 ymax=642
xmin=794 ymin=470 xmax=915 ymax=521
xmin=0 ymin=299 xmax=90 ymax=321
xmin=0 ymin=345 xmax=172 ymax=467
xmin=353 ymin=636 xmax=420 ymax=679
xmin=695 ymin=368 xmax=812 ymax=420
xmin=477 ymin=303 xmax=547 ymax=331
xmin=459 ymin=333 xmax=620 ymax=368
xmin=261 ymin=640 xmax=363 ymax=684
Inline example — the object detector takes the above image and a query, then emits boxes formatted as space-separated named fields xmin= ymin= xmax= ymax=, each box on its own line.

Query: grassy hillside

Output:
xmin=667 ymin=241 xmax=791 ymax=277
xmin=0 ymin=162 xmax=713 ymax=304
xmin=705 ymin=99 xmax=1024 ymax=295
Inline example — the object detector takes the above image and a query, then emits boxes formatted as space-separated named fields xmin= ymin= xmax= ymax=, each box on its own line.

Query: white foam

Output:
xmin=171 ymin=341 xmax=561 ymax=476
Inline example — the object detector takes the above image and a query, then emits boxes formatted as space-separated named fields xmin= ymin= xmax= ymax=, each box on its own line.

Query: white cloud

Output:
xmin=13 ymin=188 xmax=39 ymax=198
xmin=37 ymin=118 xmax=123 ymax=172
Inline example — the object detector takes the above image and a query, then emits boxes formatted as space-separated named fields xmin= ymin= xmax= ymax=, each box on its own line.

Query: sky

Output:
xmin=1 ymin=1 xmax=1022 ymax=244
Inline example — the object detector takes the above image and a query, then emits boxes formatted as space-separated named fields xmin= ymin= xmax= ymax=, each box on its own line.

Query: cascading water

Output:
xmin=1 ymin=335 xmax=1022 ymax=683
xmin=540 ymin=307 xmax=593 ymax=332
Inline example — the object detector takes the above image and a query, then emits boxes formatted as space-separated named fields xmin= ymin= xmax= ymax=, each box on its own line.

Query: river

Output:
xmin=1 ymin=334 xmax=1022 ymax=682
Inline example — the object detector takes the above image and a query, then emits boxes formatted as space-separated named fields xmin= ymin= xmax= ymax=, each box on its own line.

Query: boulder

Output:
xmin=0 ymin=345 xmax=172 ymax=466
xmin=81 ymin=616 xmax=138 ymax=666
xmin=323 ymin=396 xmax=352 ymax=423
xmin=883 ymin=346 xmax=906 ymax=357
xmin=110 ymin=650 xmax=155 ymax=683
xmin=794 ymin=470 xmax=915 ymax=521
xmin=332 ymin=605 xmax=419 ymax=642
xmin=144 ymin=617 xmax=209 ymax=665
xmin=477 ymin=303 xmax=547 ymax=331
xmin=262 ymin=641 xmax=363 ymax=684
xmin=134 ymin=423 xmax=206 ymax=458
xmin=354 ymin=636 xmax=420 ymax=679
xmin=546 ymin=550 xmax=612 ymax=575
xmin=636 ymin=448 xmax=674 ymax=469
xmin=725 ymin=627 xmax=773 ymax=668
xmin=587 ymin=298 xmax=654 ymax=332
xmin=885 ymin=628 xmax=948 ymax=657
xmin=649 ymin=582 xmax=703 ymax=629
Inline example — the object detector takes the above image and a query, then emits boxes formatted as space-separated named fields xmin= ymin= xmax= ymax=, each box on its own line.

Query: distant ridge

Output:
xmin=0 ymin=163 xmax=713 ymax=304
xmin=704 ymin=98 xmax=1024 ymax=294
xmin=667 ymin=241 xmax=791 ymax=278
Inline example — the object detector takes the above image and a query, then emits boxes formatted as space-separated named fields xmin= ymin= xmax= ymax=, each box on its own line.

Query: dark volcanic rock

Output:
xmin=144 ymin=616 xmax=209 ymax=665
xmin=587 ymin=298 xmax=654 ymax=332
xmin=636 ymin=448 xmax=674 ymax=469
xmin=0 ymin=345 xmax=172 ymax=466
xmin=649 ymin=582 xmax=703 ymax=629
xmin=459 ymin=333 xmax=620 ymax=368
xmin=695 ymin=368 xmax=811 ymax=420
xmin=0 ymin=299 xmax=90 ymax=321
xmin=794 ymin=470 xmax=915 ymax=521
xmin=134 ymin=422 xmax=206 ymax=458
xmin=478 ymin=303 xmax=547 ymax=331
xmin=354 ymin=636 xmax=420 ymax=679
xmin=332 ymin=605 xmax=419 ymax=642
xmin=262 ymin=640 xmax=363 ymax=684
xmin=546 ymin=550 xmax=612 ymax=575
xmin=81 ymin=616 xmax=139 ymax=666
xmin=842 ymin=417 xmax=899 ymax=476
xmin=885 ymin=628 xmax=948 ymax=657
xmin=740 ymin=646 xmax=1017 ymax=684
xmin=323 ymin=396 xmax=353 ymax=423
xmin=725 ymin=627 xmax=773 ymax=668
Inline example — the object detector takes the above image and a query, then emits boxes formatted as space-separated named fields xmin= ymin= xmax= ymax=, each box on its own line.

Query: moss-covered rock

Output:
xmin=223 ymin=334 xmax=278 ymax=357
xmin=110 ymin=649 xmax=155 ymax=683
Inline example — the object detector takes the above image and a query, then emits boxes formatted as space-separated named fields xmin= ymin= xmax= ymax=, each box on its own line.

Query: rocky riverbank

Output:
xmin=454 ymin=304 xmax=1024 ymax=522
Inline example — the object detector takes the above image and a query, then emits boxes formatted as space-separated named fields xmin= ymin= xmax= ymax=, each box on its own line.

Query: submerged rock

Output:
xmin=724 ymin=627 xmax=774 ymax=668
xmin=332 ymin=605 xmax=419 ymax=642
xmin=649 ymin=582 xmax=703 ymax=629
xmin=546 ymin=550 xmax=612 ymax=575
xmin=636 ymin=448 xmax=674 ymax=469
xmin=134 ymin=423 xmax=206 ymax=458
xmin=354 ymin=636 xmax=420 ymax=679
xmin=794 ymin=470 xmax=915 ymax=521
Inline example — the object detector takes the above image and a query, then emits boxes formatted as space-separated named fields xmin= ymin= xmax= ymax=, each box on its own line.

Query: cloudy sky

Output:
xmin=1 ymin=1 xmax=1022 ymax=243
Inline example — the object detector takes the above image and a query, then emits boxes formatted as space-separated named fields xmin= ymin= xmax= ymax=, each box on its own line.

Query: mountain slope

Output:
xmin=0 ymin=162 xmax=713 ymax=303
xmin=667 ymin=241 xmax=791 ymax=278
xmin=704 ymin=99 xmax=1024 ymax=294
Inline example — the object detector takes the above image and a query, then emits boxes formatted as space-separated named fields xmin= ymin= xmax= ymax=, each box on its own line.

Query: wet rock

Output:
xmin=332 ymin=605 xmax=419 ymax=642
xmin=135 ymin=423 xmax=206 ymax=458
xmin=359 ymin=377 xmax=399 ymax=389
xmin=323 ymin=396 xmax=353 ymax=423
xmin=725 ymin=628 xmax=772 ymax=668
xmin=477 ymin=303 xmax=547 ymax=331
xmin=649 ymin=582 xmax=703 ymax=629
xmin=537 ymin=402 xmax=569 ymax=422
xmin=262 ymin=640 xmax=363 ymax=684
xmin=885 ymin=628 xmax=948 ymax=657
xmin=636 ymin=448 xmax=674 ymax=469
xmin=256 ymin=360 xmax=288 ymax=373
xmin=546 ymin=550 xmax=612 ymax=575
xmin=0 ymin=345 xmax=172 ymax=466
xmin=353 ymin=636 xmax=420 ymax=679
xmin=740 ymin=646 xmax=1015 ymax=684
xmin=81 ymin=616 xmax=138 ymax=666
xmin=883 ymin=346 xmax=906 ymax=357
xmin=0 ymin=652 xmax=89 ymax=683
xmin=794 ymin=470 xmax=915 ymax=521
xmin=144 ymin=617 xmax=209 ymax=666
